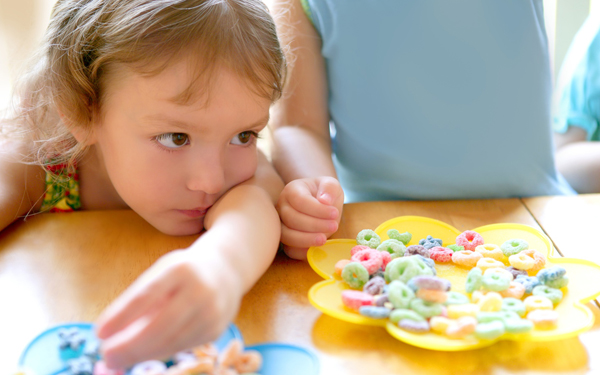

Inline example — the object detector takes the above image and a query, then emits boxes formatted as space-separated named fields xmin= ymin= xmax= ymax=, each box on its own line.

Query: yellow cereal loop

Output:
xmin=475 ymin=244 xmax=504 ymax=261
xmin=508 ymin=253 xmax=535 ymax=270
xmin=477 ymin=292 xmax=503 ymax=312
xmin=523 ymin=295 xmax=553 ymax=313
xmin=430 ymin=316 xmax=454 ymax=334
xmin=527 ymin=309 xmax=559 ymax=330
xmin=476 ymin=257 xmax=505 ymax=273
xmin=520 ymin=249 xmax=547 ymax=276
xmin=447 ymin=303 xmax=480 ymax=319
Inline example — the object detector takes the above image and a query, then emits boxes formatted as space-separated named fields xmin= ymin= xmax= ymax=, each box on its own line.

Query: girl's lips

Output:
xmin=177 ymin=207 xmax=209 ymax=218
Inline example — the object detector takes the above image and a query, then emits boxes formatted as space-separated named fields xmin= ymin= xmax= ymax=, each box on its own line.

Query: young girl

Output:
xmin=270 ymin=0 xmax=576 ymax=259
xmin=0 ymin=0 xmax=286 ymax=370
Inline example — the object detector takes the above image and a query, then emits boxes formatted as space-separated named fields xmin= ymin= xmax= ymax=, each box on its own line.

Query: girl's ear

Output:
xmin=59 ymin=111 xmax=97 ymax=146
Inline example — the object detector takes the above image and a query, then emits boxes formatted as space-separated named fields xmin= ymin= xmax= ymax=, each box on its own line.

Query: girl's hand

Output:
xmin=276 ymin=176 xmax=344 ymax=259
xmin=95 ymin=249 xmax=241 ymax=370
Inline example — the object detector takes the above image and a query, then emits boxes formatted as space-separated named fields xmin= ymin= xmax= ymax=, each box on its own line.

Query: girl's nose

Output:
xmin=186 ymin=151 xmax=225 ymax=195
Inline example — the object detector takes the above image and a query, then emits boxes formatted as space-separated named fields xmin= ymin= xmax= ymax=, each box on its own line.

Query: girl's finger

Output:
xmin=279 ymin=203 xmax=338 ymax=234
xmin=285 ymin=185 xmax=338 ymax=220
xmin=280 ymin=224 xmax=326 ymax=249
xmin=316 ymin=177 xmax=344 ymax=206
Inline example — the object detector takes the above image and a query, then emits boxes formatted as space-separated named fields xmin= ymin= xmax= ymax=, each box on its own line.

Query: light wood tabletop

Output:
xmin=1 ymin=197 xmax=599 ymax=374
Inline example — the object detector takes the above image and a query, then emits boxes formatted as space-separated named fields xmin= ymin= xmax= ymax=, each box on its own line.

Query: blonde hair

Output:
xmin=2 ymin=0 xmax=286 ymax=168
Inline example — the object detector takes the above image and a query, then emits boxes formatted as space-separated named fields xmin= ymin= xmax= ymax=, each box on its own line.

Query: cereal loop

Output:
xmin=475 ymin=320 xmax=505 ymax=340
xmin=430 ymin=316 xmax=453 ymax=334
xmin=465 ymin=267 xmax=483 ymax=293
xmin=376 ymin=239 xmax=406 ymax=258
xmin=523 ymin=295 xmax=553 ymax=313
xmin=351 ymin=249 xmax=384 ymax=275
xmin=351 ymin=245 xmax=371 ymax=256
xmin=445 ymin=291 xmax=470 ymax=305
xmin=515 ymin=275 xmax=540 ymax=294
xmin=527 ymin=309 xmax=559 ymax=330
xmin=387 ymin=229 xmax=412 ymax=245
xmin=475 ymin=244 xmax=504 ymax=261
xmin=234 ymin=350 xmax=262 ymax=374
xmin=388 ymin=280 xmax=416 ymax=309
xmin=341 ymin=290 xmax=373 ymax=310
xmin=500 ymin=239 xmax=528 ymax=257
xmin=508 ymin=253 xmax=535 ymax=270
xmin=399 ymin=319 xmax=430 ymax=333
xmin=359 ymin=305 xmax=391 ymax=319
xmin=532 ymin=285 xmax=563 ymax=305
xmin=389 ymin=308 xmax=425 ymax=323
xmin=446 ymin=316 xmax=477 ymax=339
xmin=356 ymin=229 xmax=381 ymax=249
xmin=476 ymin=257 xmax=505 ymax=273
xmin=341 ymin=262 xmax=370 ymax=289
xmin=455 ymin=230 xmax=485 ymax=251
xmin=481 ymin=273 xmax=511 ymax=292
xmin=429 ymin=246 xmax=454 ymax=263
xmin=501 ymin=297 xmax=526 ymax=317
xmin=408 ymin=275 xmax=451 ymax=291
xmin=484 ymin=267 xmax=514 ymax=281
xmin=520 ymin=249 xmax=546 ymax=275
xmin=477 ymin=292 xmax=503 ymax=312
xmin=452 ymin=250 xmax=483 ymax=268
xmin=410 ymin=298 xmax=445 ymax=318
xmin=384 ymin=256 xmax=434 ymax=283
xmin=416 ymin=289 xmax=448 ymax=304
xmin=130 ymin=361 xmax=167 ymax=375
xmin=506 ymin=266 xmax=528 ymax=279
xmin=363 ymin=276 xmax=386 ymax=295
xmin=499 ymin=281 xmax=526 ymax=299
xmin=447 ymin=303 xmax=479 ymax=319
xmin=334 ymin=259 xmax=351 ymax=277
xmin=405 ymin=245 xmax=431 ymax=258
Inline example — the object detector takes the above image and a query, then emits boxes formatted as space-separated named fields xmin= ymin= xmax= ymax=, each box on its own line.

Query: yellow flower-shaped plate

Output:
xmin=307 ymin=216 xmax=600 ymax=351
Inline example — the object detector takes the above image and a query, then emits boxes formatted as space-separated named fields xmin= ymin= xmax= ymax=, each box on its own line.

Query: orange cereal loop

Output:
xmin=416 ymin=288 xmax=448 ymax=304
xmin=219 ymin=339 xmax=244 ymax=368
xmin=508 ymin=253 xmax=534 ymax=270
xmin=523 ymin=295 xmax=553 ymax=313
xmin=475 ymin=244 xmax=504 ymax=261
xmin=527 ymin=309 xmax=559 ymax=330
xmin=445 ymin=316 xmax=477 ymax=339
xmin=334 ymin=259 xmax=351 ymax=277
xmin=452 ymin=250 xmax=483 ymax=268
xmin=521 ymin=249 xmax=547 ymax=276
xmin=475 ymin=257 xmax=505 ymax=273
xmin=234 ymin=350 xmax=263 ymax=373
xmin=500 ymin=281 xmax=526 ymax=299
xmin=192 ymin=342 xmax=219 ymax=359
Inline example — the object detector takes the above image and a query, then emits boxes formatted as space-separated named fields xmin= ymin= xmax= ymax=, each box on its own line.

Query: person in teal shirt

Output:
xmin=269 ymin=0 xmax=575 ymax=259
xmin=553 ymin=13 xmax=600 ymax=193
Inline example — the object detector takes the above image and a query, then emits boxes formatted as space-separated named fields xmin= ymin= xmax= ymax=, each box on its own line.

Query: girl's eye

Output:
xmin=156 ymin=133 xmax=189 ymax=148
xmin=230 ymin=131 xmax=258 ymax=145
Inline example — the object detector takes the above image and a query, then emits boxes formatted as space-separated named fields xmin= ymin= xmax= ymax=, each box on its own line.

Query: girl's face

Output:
xmin=91 ymin=61 xmax=271 ymax=235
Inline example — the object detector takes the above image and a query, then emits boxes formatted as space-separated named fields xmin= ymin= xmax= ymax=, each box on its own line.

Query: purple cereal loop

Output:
xmin=374 ymin=294 xmax=390 ymax=307
xmin=404 ymin=245 xmax=431 ymax=258
xmin=409 ymin=275 xmax=451 ymax=291
xmin=363 ymin=276 xmax=386 ymax=295
xmin=398 ymin=319 xmax=430 ymax=333
xmin=506 ymin=266 xmax=528 ymax=279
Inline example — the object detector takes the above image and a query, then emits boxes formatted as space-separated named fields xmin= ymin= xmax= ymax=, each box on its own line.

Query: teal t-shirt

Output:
xmin=553 ymin=14 xmax=600 ymax=141
xmin=302 ymin=0 xmax=575 ymax=202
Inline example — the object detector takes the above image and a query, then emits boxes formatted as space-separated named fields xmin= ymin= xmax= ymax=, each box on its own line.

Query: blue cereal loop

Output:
xmin=500 ymin=239 xmax=529 ymax=257
xmin=419 ymin=235 xmax=443 ymax=249
xmin=359 ymin=305 xmax=391 ymax=319
xmin=537 ymin=266 xmax=567 ymax=284
xmin=514 ymin=275 xmax=540 ymax=294
xmin=545 ymin=275 xmax=569 ymax=289
xmin=67 ymin=357 xmax=94 ymax=375
xmin=356 ymin=229 xmax=381 ymax=248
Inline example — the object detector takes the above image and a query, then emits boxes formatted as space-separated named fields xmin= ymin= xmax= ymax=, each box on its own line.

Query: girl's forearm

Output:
xmin=556 ymin=141 xmax=600 ymax=193
xmin=197 ymin=184 xmax=281 ymax=294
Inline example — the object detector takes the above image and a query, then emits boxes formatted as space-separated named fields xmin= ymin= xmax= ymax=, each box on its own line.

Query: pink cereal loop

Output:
xmin=452 ymin=250 xmax=483 ymax=268
xmin=429 ymin=246 xmax=453 ymax=263
xmin=351 ymin=249 xmax=384 ymax=274
xmin=379 ymin=251 xmax=392 ymax=270
xmin=474 ymin=244 xmax=504 ymax=261
xmin=455 ymin=230 xmax=485 ymax=251
xmin=351 ymin=245 xmax=371 ymax=256
xmin=499 ymin=281 xmax=526 ymax=299
xmin=341 ymin=289 xmax=374 ymax=310
xmin=521 ymin=249 xmax=547 ymax=275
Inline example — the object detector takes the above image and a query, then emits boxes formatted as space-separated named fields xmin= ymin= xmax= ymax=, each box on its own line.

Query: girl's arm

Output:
xmin=555 ymin=126 xmax=600 ymax=193
xmin=96 ymin=151 xmax=283 ymax=369
xmin=0 ymin=140 xmax=46 ymax=231
xmin=270 ymin=0 xmax=344 ymax=258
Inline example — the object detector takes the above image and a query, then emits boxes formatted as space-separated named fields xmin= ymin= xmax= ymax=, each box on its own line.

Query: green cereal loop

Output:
xmin=389 ymin=308 xmax=424 ymax=323
xmin=504 ymin=318 xmax=534 ymax=334
xmin=409 ymin=298 xmax=444 ymax=318
xmin=481 ymin=273 xmax=511 ymax=292
xmin=388 ymin=280 xmax=415 ymax=309
xmin=501 ymin=297 xmax=526 ymax=317
xmin=377 ymin=239 xmax=406 ymax=258
xmin=444 ymin=291 xmax=470 ymax=305
xmin=447 ymin=244 xmax=465 ymax=252
xmin=500 ymin=239 xmax=529 ymax=257
xmin=477 ymin=311 xmax=520 ymax=324
xmin=356 ymin=229 xmax=381 ymax=248
xmin=465 ymin=267 xmax=483 ymax=293
xmin=387 ymin=229 xmax=412 ymax=245
xmin=384 ymin=256 xmax=434 ymax=284
xmin=341 ymin=262 xmax=369 ymax=289
xmin=532 ymin=285 xmax=563 ymax=305
xmin=475 ymin=321 xmax=505 ymax=340
xmin=545 ymin=276 xmax=569 ymax=289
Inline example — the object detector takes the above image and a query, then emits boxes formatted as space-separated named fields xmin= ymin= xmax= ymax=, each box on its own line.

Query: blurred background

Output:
xmin=0 ymin=0 xmax=597 ymax=115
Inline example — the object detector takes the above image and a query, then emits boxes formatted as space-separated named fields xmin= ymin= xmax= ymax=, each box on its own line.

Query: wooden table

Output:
xmin=1 ymin=197 xmax=599 ymax=374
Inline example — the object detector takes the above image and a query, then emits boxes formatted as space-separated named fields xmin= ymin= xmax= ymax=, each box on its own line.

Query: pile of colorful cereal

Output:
xmin=56 ymin=329 xmax=262 ymax=375
xmin=336 ymin=228 xmax=569 ymax=340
